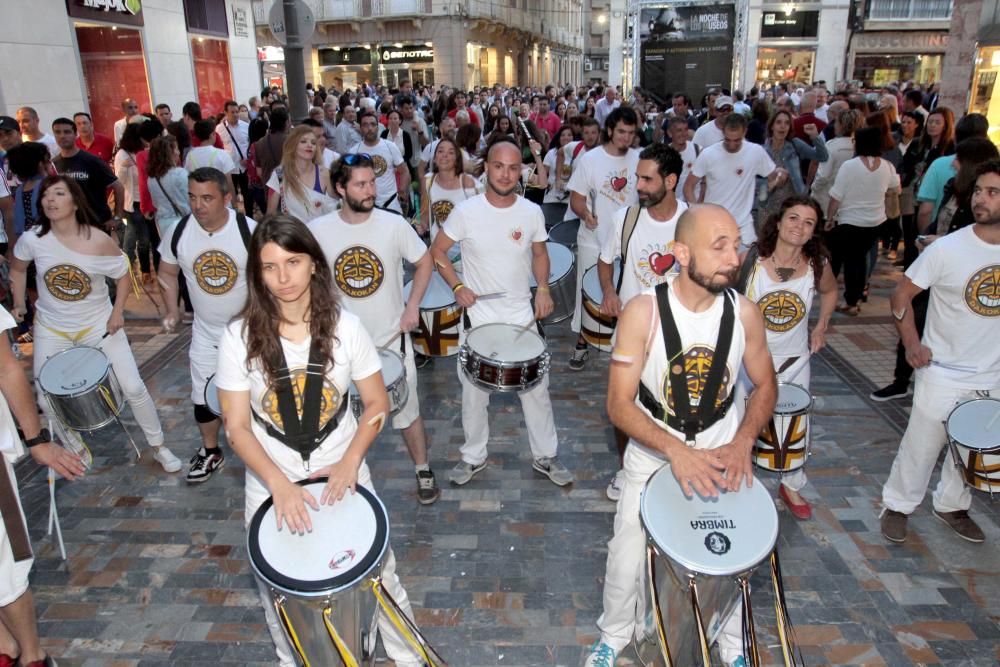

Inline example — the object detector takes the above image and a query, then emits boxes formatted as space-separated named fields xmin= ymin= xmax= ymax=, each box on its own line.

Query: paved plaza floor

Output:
xmin=13 ymin=256 xmax=1000 ymax=666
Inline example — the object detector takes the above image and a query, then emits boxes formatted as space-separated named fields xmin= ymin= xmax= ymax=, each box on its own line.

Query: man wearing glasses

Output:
xmin=692 ymin=95 xmax=733 ymax=150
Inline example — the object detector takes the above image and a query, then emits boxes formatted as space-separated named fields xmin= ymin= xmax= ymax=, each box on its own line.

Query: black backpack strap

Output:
xmin=735 ymin=242 xmax=760 ymax=296
xmin=236 ymin=212 xmax=252 ymax=249
xmin=171 ymin=214 xmax=192 ymax=259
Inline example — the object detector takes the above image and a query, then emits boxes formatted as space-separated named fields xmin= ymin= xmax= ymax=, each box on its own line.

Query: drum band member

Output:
xmin=597 ymin=142 xmax=687 ymax=500
xmin=586 ymin=204 xmax=777 ymax=667
xmin=9 ymin=175 xmax=181 ymax=472
xmin=158 ymin=167 xmax=256 ymax=483
xmin=309 ymin=153 xmax=440 ymax=504
xmin=880 ymin=159 xmax=1000 ymax=544
xmin=737 ymin=195 xmax=837 ymax=519
xmin=215 ymin=215 xmax=426 ymax=667
xmin=430 ymin=136 xmax=574 ymax=487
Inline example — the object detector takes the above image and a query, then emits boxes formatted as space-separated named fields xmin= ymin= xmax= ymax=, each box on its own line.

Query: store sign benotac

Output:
xmin=66 ymin=0 xmax=144 ymax=26
xmin=381 ymin=47 xmax=434 ymax=63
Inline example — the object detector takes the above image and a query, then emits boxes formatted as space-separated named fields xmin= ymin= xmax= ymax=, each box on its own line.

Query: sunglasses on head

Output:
xmin=341 ymin=153 xmax=372 ymax=165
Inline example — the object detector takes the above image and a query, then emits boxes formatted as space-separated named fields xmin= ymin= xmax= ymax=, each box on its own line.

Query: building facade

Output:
xmin=0 ymin=0 xmax=261 ymax=140
xmin=252 ymin=0 xmax=584 ymax=91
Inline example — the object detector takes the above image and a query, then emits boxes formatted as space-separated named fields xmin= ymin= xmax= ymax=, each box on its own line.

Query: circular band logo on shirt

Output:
xmin=193 ymin=250 xmax=239 ymax=295
xmin=371 ymin=154 xmax=388 ymax=177
xmin=964 ymin=265 xmax=1000 ymax=317
xmin=661 ymin=345 xmax=731 ymax=415
xmin=431 ymin=200 xmax=454 ymax=226
xmin=44 ymin=264 xmax=92 ymax=302
xmin=757 ymin=290 xmax=806 ymax=333
xmin=261 ymin=369 xmax=340 ymax=432
xmin=333 ymin=245 xmax=385 ymax=298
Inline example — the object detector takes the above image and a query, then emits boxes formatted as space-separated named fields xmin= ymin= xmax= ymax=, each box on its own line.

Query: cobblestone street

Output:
xmin=13 ymin=258 xmax=1000 ymax=666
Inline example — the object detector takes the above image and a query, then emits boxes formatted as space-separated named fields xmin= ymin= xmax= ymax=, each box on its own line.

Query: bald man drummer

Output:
xmin=585 ymin=204 xmax=777 ymax=667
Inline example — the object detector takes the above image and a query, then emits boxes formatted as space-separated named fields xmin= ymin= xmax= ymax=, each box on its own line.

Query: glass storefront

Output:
xmin=853 ymin=54 xmax=943 ymax=88
xmin=970 ymin=45 xmax=1000 ymax=144
xmin=75 ymin=24 xmax=152 ymax=139
xmin=192 ymin=37 xmax=234 ymax=118
xmin=756 ymin=47 xmax=815 ymax=86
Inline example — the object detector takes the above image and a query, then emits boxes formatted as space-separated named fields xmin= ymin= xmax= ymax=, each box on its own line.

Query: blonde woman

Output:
xmin=265 ymin=125 xmax=336 ymax=221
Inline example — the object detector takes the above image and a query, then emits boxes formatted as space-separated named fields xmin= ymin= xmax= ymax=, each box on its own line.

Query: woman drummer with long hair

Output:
xmin=8 ymin=175 xmax=181 ymax=473
xmin=213 ymin=215 xmax=427 ymax=667
xmin=739 ymin=195 xmax=837 ymax=519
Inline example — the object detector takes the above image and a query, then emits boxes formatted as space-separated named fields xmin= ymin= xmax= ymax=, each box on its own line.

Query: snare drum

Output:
xmin=204 ymin=374 xmax=222 ymax=417
xmin=548 ymin=219 xmax=580 ymax=251
xmin=38 ymin=346 xmax=124 ymax=431
xmin=404 ymin=272 xmax=464 ymax=357
xmin=248 ymin=480 xmax=388 ymax=665
xmin=580 ymin=260 xmax=621 ymax=352
xmin=946 ymin=397 xmax=1000 ymax=494
xmin=530 ymin=242 xmax=576 ymax=325
xmin=350 ymin=349 xmax=409 ymax=419
xmin=752 ymin=382 xmax=812 ymax=473
xmin=637 ymin=467 xmax=781 ymax=666
xmin=459 ymin=323 xmax=550 ymax=392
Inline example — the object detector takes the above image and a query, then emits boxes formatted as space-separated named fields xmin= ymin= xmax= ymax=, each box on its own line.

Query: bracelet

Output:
xmin=536 ymin=286 xmax=550 ymax=293
xmin=452 ymin=282 xmax=465 ymax=294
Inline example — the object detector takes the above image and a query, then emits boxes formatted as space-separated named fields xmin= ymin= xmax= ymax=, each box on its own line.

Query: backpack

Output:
xmin=616 ymin=205 xmax=642 ymax=293
xmin=171 ymin=212 xmax=252 ymax=259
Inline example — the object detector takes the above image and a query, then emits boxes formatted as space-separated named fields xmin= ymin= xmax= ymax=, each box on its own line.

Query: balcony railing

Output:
xmin=867 ymin=0 xmax=952 ymax=21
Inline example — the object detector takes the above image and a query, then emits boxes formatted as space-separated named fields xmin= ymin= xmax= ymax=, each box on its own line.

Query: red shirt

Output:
xmin=792 ymin=113 xmax=827 ymax=143
xmin=447 ymin=107 xmax=480 ymax=126
xmin=76 ymin=133 xmax=115 ymax=164
xmin=530 ymin=111 xmax=562 ymax=142
xmin=136 ymin=149 xmax=155 ymax=217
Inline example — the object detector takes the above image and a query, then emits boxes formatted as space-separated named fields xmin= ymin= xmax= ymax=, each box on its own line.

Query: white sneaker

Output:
xmin=152 ymin=446 xmax=182 ymax=473
xmin=606 ymin=469 xmax=624 ymax=501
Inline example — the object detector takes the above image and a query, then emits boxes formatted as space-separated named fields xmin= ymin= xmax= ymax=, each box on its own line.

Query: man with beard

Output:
xmin=595 ymin=143 xmax=687 ymax=500
xmin=347 ymin=112 xmax=409 ymax=214
xmin=585 ymin=204 xmax=776 ymax=667
xmin=430 ymin=138 xmax=574 ymax=488
xmin=308 ymin=154 xmax=440 ymax=504
xmin=554 ymin=117 xmax=600 ymax=217
xmin=880 ymin=159 xmax=1000 ymax=545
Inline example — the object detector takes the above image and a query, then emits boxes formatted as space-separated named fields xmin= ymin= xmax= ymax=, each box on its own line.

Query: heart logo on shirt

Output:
xmin=511 ymin=228 xmax=523 ymax=242
xmin=648 ymin=252 xmax=675 ymax=276
xmin=610 ymin=176 xmax=628 ymax=192
xmin=736 ymin=168 xmax=744 ymax=176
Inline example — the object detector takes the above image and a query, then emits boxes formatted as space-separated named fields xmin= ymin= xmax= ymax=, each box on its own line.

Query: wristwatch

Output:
xmin=25 ymin=427 xmax=51 ymax=448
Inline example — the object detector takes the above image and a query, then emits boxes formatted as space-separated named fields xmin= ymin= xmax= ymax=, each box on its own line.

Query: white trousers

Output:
xmin=189 ymin=337 xmax=218 ymax=406
xmin=597 ymin=444 xmax=744 ymax=663
xmin=570 ymin=242 xmax=600 ymax=334
xmin=245 ymin=465 xmax=422 ymax=667
xmin=33 ymin=324 xmax=164 ymax=450
xmin=881 ymin=376 xmax=996 ymax=514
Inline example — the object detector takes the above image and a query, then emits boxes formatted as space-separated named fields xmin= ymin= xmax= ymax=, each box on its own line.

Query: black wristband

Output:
xmin=25 ymin=428 xmax=51 ymax=448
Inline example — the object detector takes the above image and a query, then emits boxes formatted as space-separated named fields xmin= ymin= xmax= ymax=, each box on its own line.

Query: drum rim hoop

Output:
xmin=463 ymin=323 xmax=546 ymax=360
xmin=38 ymin=345 xmax=112 ymax=397
xmin=582 ymin=259 xmax=621 ymax=302
xmin=247 ymin=480 xmax=389 ymax=596
xmin=946 ymin=396 xmax=1000 ymax=452
xmin=772 ymin=381 xmax=813 ymax=415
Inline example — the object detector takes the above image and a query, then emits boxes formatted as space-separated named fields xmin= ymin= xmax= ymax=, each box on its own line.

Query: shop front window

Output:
xmin=971 ymin=45 xmax=1000 ymax=144
xmin=75 ymin=24 xmax=152 ymax=139
xmin=756 ymin=48 xmax=814 ymax=86
xmin=191 ymin=37 xmax=234 ymax=118
xmin=854 ymin=54 xmax=942 ymax=88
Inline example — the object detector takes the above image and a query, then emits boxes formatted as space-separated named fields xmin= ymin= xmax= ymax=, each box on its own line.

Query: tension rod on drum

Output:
xmin=99 ymin=386 xmax=141 ymax=460
xmin=370 ymin=577 xmax=449 ymax=667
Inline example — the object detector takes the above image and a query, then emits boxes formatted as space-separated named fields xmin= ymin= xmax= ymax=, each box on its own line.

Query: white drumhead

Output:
xmin=249 ymin=481 xmax=388 ymax=594
xmin=205 ymin=375 xmax=222 ymax=416
xmin=404 ymin=271 xmax=459 ymax=311
xmin=774 ymin=382 xmax=811 ymax=414
xmin=530 ymin=242 xmax=574 ymax=287
xmin=38 ymin=346 xmax=110 ymax=396
xmin=582 ymin=259 xmax=621 ymax=304
xmin=379 ymin=349 xmax=404 ymax=383
xmin=947 ymin=398 xmax=1000 ymax=452
xmin=640 ymin=466 xmax=777 ymax=576
xmin=466 ymin=323 xmax=545 ymax=361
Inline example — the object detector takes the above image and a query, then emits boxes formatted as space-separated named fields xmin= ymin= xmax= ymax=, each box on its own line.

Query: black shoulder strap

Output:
xmin=271 ymin=340 xmax=327 ymax=464
xmin=171 ymin=214 xmax=192 ymax=259
xmin=617 ymin=205 xmax=642 ymax=293
xmin=735 ymin=242 xmax=760 ymax=295
xmin=655 ymin=282 xmax=735 ymax=443
xmin=236 ymin=212 xmax=252 ymax=249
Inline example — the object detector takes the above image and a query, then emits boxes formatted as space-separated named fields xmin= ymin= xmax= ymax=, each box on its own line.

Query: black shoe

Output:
xmin=933 ymin=509 xmax=985 ymax=543
xmin=568 ymin=346 xmax=589 ymax=371
xmin=416 ymin=468 xmax=440 ymax=504
xmin=881 ymin=509 xmax=908 ymax=543
xmin=414 ymin=352 xmax=432 ymax=369
xmin=870 ymin=382 xmax=910 ymax=402
xmin=187 ymin=447 xmax=225 ymax=483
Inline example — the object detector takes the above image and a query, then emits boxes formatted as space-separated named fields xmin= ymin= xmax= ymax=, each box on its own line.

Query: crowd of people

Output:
xmin=0 ymin=73 xmax=994 ymax=667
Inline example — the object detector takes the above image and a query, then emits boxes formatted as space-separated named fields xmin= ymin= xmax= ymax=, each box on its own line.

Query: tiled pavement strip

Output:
xmin=12 ymin=257 xmax=1000 ymax=666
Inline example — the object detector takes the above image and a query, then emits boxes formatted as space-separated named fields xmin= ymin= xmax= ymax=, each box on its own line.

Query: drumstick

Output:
xmin=379 ymin=330 xmax=404 ymax=352
xmin=476 ymin=291 xmax=506 ymax=300
xmin=513 ymin=320 xmax=536 ymax=341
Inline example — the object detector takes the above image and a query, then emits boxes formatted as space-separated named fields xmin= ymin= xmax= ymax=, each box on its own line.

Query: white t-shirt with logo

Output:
xmin=13 ymin=227 xmax=127 ymax=332
xmin=0 ymin=306 xmax=24 ymax=460
xmin=442 ymin=194 xmax=547 ymax=326
xmin=157 ymin=210 xmax=256 ymax=343
xmin=566 ymin=145 xmax=641 ymax=249
xmin=308 ymin=208 xmax=427 ymax=346
xmin=599 ymin=201 xmax=687 ymax=305
xmin=674 ymin=142 xmax=700 ymax=203
xmin=184 ymin=145 xmax=237 ymax=175
xmin=348 ymin=138 xmax=405 ymax=212
xmin=692 ymin=121 xmax=725 ymax=150
xmin=214 ymin=310 xmax=380 ymax=478
xmin=691 ymin=141 xmax=775 ymax=243
xmin=906 ymin=225 xmax=1000 ymax=389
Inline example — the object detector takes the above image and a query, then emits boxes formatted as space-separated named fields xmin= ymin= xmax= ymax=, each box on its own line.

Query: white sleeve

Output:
xmin=441 ymin=201 xmax=467 ymax=242
xmin=398 ymin=219 xmax=429 ymax=264
xmin=829 ymin=161 xmax=849 ymax=202
xmin=387 ymin=141 xmax=404 ymax=167
xmin=0 ymin=306 xmax=15 ymax=333
xmin=220 ymin=151 xmax=237 ymax=174
xmin=756 ymin=146 xmax=776 ymax=177
xmin=214 ymin=321 xmax=252 ymax=391
xmin=157 ymin=224 xmax=178 ymax=265
xmin=266 ymin=170 xmax=281 ymax=193
xmin=599 ymin=208 xmax=627 ymax=264
xmin=690 ymin=148 xmax=710 ymax=179
xmin=530 ymin=206 xmax=547 ymax=243
xmin=566 ymin=153 xmax=589 ymax=196
xmin=343 ymin=313 xmax=383 ymax=382
xmin=904 ymin=239 xmax=942 ymax=291
xmin=12 ymin=232 xmax=34 ymax=262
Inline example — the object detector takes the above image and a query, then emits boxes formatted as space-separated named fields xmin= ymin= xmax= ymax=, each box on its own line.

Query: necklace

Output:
xmin=771 ymin=253 xmax=800 ymax=282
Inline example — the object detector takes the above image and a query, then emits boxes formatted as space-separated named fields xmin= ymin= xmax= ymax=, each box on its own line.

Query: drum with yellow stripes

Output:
xmin=946 ymin=397 xmax=1000 ymax=494
xmin=752 ymin=382 xmax=812 ymax=473
xmin=404 ymin=272 xmax=464 ymax=357
xmin=580 ymin=259 xmax=621 ymax=353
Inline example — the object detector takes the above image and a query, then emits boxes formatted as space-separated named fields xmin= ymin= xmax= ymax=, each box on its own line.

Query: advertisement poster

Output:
xmin=639 ymin=4 xmax=735 ymax=101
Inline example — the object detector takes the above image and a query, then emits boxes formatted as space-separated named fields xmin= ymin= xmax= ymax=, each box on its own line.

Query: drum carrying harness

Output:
xmin=251 ymin=340 xmax=348 ymax=467
xmin=638 ymin=282 xmax=736 ymax=444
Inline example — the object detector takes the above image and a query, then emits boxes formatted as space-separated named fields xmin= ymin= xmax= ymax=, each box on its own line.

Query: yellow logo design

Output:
xmin=661 ymin=344 xmax=732 ymax=414
xmin=431 ymin=200 xmax=454 ymax=226
xmin=757 ymin=290 xmax=806 ymax=333
xmin=261 ymin=368 xmax=340 ymax=432
xmin=44 ymin=264 xmax=92 ymax=302
xmin=334 ymin=245 xmax=385 ymax=298
xmin=193 ymin=250 xmax=239 ymax=295
xmin=371 ymin=154 xmax=388 ymax=177
xmin=964 ymin=265 xmax=1000 ymax=317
